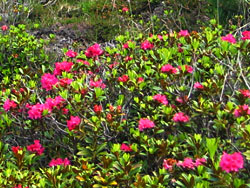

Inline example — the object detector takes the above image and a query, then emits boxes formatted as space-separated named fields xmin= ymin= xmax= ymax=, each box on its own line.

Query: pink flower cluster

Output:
xmin=76 ymin=59 xmax=90 ymax=66
xmin=90 ymin=79 xmax=106 ymax=89
xmin=65 ymin=50 xmax=77 ymax=58
xmin=123 ymin=41 xmax=134 ymax=49
xmin=178 ymin=30 xmax=189 ymax=37
xmin=94 ymin=104 xmax=102 ymax=114
xmin=153 ymin=94 xmax=168 ymax=105
xmin=41 ymin=73 xmax=58 ymax=91
xmin=118 ymin=75 xmax=129 ymax=82
xmin=194 ymin=82 xmax=204 ymax=90
xmin=234 ymin=104 xmax=250 ymax=117
xmin=85 ymin=43 xmax=103 ymax=58
xmin=12 ymin=146 xmax=23 ymax=154
xmin=12 ymin=185 xmax=28 ymax=188
xmin=3 ymin=99 xmax=17 ymax=111
xmin=161 ymin=64 xmax=177 ymax=74
xmin=53 ymin=61 xmax=74 ymax=75
xmin=242 ymin=31 xmax=250 ymax=40
xmin=1 ymin=25 xmax=8 ymax=31
xmin=177 ymin=157 xmax=206 ymax=169
xmin=120 ymin=143 xmax=132 ymax=152
xmin=219 ymin=152 xmax=244 ymax=173
xmin=239 ymin=89 xmax=250 ymax=98
xmin=221 ymin=34 xmax=236 ymax=44
xmin=178 ymin=65 xmax=193 ymax=73
xmin=141 ymin=40 xmax=154 ymax=50
xmin=59 ymin=78 xmax=73 ymax=87
xmin=67 ymin=116 xmax=81 ymax=131
xmin=27 ymin=140 xmax=44 ymax=156
xmin=49 ymin=157 xmax=70 ymax=167
xmin=27 ymin=96 xmax=65 ymax=119
xmin=138 ymin=118 xmax=155 ymax=131
xmin=173 ymin=112 xmax=190 ymax=123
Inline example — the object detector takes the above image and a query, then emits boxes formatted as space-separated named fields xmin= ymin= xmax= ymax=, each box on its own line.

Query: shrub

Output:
xmin=0 ymin=21 xmax=250 ymax=187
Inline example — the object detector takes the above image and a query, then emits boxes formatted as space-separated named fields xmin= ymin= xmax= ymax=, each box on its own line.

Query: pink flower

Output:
xmin=242 ymin=31 xmax=250 ymax=40
xmin=157 ymin=35 xmax=163 ymax=40
xmin=163 ymin=158 xmax=177 ymax=171
xmin=44 ymin=96 xmax=65 ymax=111
xmin=120 ymin=143 xmax=132 ymax=152
xmin=153 ymin=94 xmax=168 ymax=105
xmin=239 ymin=89 xmax=250 ymax=98
xmin=219 ymin=152 xmax=244 ymax=173
xmin=28 ymin=103 xmax=45 ymax=119
xmin=138 ymin=118 xmax=155 ymax=131
xmin=124 ymin=56 xmax=133 ymax=62
xmin=53 ymin=61 xmax=74 ymax=75
xmin=85 ymin=43 xmax=103 ymax=58
xmin=41 ymin=73 xmax=58 ymax=91
xmin=234 ymin=104 xmax=250 ymax=117
xmin=3 ymin=99 xmax=17 ymax=111
xmin=194 ymin=82 xmax=204 ymax=90
xmin=221 ymin=34 xmax=236 ymax=44
xmin=137 ymin=77 xmax=144 ymax=83
xmin=176 ymin=96 xmax=188 ymax=104
xmin=62 ymin=108 xmax=69 ymax=114
xmin=179 ymin=30 xmax=189 ymax=37
xmin=118 ymin=75 xmax=129 ymax=82
xmin=12 ymin=185 xmax=28 ymax=188
xmin=94 ymin=104 xmax=102 ymax=114
xmin=123 ymin=41 xmax=134 ymax=49
xmin=65 ymin=50 xmax=77 ymax=58
xmin=108 ymin=61 xmax=119 ymax=69
xmin=1 ymin=25 xmax=8 ymax=31
xmin=178 ymin=65 xmax=193 ymax=73
xmin=177 ymin=158 xmax=195 ymax=169
xmin=12 ymin=146 xmax=23 ymax=154
xmin=67 ymin=116 xmax=81 ymax=131
xmin=122 ymin=7 xmax=129 ymax=12
xmin=173 ymin=112 xmax=190 ymax=123
xmin=141 ymin=40 xmax=154 ymax=50
xmin=27 ymin=140 xmax=44 ymax=156
xmin=59 ymin=78 xmax=73 ymax=87
xmin=76 ymin=59 xmax=90 ymax=66
xmin=194 ymin=158 xmax=206 ymax=167
xmin=90 ymin=79 xmax=106 ymax=89
xmin=49 ymin=158 xmax=70 ymax=167
xmin=161 ymin=64 xmax=177 ymax=74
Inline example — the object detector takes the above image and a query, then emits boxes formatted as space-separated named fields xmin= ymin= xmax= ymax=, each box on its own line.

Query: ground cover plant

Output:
xmin=0 ymin=18 xmax=250 ymax=187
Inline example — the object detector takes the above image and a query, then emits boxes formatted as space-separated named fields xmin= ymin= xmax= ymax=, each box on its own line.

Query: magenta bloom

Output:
xmin=141 ymin=40 xmax=154 ymax=50
xmin=65 ymin=50 xmax=77 ymax=58
xmin=173 ymin=112 xmax=190 ymax=123
xmin=1 ymin=25 xmax=8 ymax=31
xmin=59 ymin=78 xmax=73 ymax=87
xmin=137 ymin=77 xmax=144 ymax=83
xmin=12 ymin=146 xmax=23 ymax=154
xmin=153 ymin=94 xmax=168 ymax=105
xmin=27 ymin=140 xmax=44 ymax=156
xmin=44 ymin=96 xmax=65 ymax=111
xmin=41 ymin=73 xmax=58 ymax=91
xmin=234 ymin=104 xmax=250 ymax=117
xmin=76 ymin=59 xmax=90 ymax=66
xmin=49 ymin=158 xmax=70 ymax=167
xmin=122 ymin=7 xmax=129 ymax=12
xmin=93 ymin=104 xmax=102 ymax=114
xmin=241 ymin=31 xmax=250 ymax=40
xmin=12 ymin=185 xmax=28 ymax=188
xmin=179 ymin=30 xmax=189 ymax=37
xmin=239 ymin=89 xmax=250 ymax=98
xmin=85 ymin=43 xmax=103 ymax=58
xmin=178 ymin=65 xmax=193 ymax=73
xmin=120 ymin=143 xmax=132 ymax=152
xmin=220 ymin=152 xmax=244 ymax=173
xmin=28 ymin=103 xmax=46 ymax=119
xmin=89 ymin=79 xmax=106 ymax=89
xmin=161 ymin=64 xmax=177 ymax=74
xmin=118 ymin=75 xmax=129 ymax=82
xmin=194 ymin=82 xmax=204 ymax=90
xmin=67 ymin=116 xmax=81 ymax=131
xmin=221 ymin=34 xmax=236 ymax=44
xmin=194 ymin=158 xmax=206 ymax=167
xmin=3 ymin=99 xmax=17 ymax=111
xmin=138 ymin=118 xmax=155 ymax=131
xmin=53 ymin=61 xmax=74 ymax=75
xmin=177 ymin=157 xmax=195 ymax=169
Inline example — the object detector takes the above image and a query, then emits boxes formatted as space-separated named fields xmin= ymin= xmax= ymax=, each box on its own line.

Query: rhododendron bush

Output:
xmin=0 ymin=20 xmax=249 ymax=187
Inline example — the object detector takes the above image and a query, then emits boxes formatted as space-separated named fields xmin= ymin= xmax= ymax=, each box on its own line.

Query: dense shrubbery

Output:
xmin=0 ymin=20 xmax=249 ymax=187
